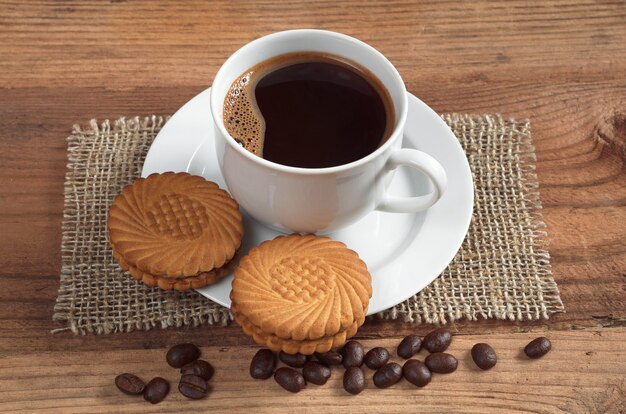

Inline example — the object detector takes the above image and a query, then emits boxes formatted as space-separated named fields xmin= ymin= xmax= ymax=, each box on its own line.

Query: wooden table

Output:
xmin=1 ymin=1 xmax=625 ymax=412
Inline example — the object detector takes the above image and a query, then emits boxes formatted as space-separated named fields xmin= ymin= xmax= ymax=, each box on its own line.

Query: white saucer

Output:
xmin=142 ymin=88 xmax=473 ymax=315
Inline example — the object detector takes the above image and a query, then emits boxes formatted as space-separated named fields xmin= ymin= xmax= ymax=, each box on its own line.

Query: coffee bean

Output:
xmin=423 ymin=328 xmax=452 ymax=353
xmin=341 ymin=340 xmax=364 ymax=368
xmin=397 ymin=335 xmax=422 ymax=359
xmin=402 ymin=359 xmax=432 ymax=387
xmin=179 ymin=374 xmax=209 ymax=399
xmin=471 ymin=343 xmax=497 ymax=370
xmin=524 ymin=337 xmax=552 ymax=359
xmin=302 ymin=361 xmax=331 ymax=385
xmin=425 ymin=353 xmax=458 ymax=373
xmin=373 ymin=362 xmax=403 ymax=388
xmin=143 ymin=377 xmax=170 ymax=404
xmin=314 ymin=350 xmax=343 ymax=366
xmin=181 ymin=360 xmax=214 ymax=380
xmin=279 ymin=351 xmax=308 ymax=368
xmin=115 ymin=373 xmax=145 ymax=395
xmin=343 ymin=367 xmax=365 ymax=395
xmin=166 ymin=343 xmax=201 ymax=368
xmin=274 ymin=367 xmax=306 ymax=393
xmin=364 ymin=347 xmax=390 ymax=369
xmin=250 ymin=349 xmax=277 ymax=379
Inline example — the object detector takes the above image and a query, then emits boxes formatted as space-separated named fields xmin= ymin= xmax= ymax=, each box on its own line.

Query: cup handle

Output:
xmin=376 ymin=148 xmax=447 ymax=213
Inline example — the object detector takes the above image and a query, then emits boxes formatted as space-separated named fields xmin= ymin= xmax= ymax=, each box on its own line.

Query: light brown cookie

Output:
xmin=231 ymin=234 xmax=372 ymax=341
xmin=112 ymin=247 xmax=236 ymax=291
xmin=108 ymin=172 xmax=243 ymax=277
xmin=231 ymin=304 xmax=365 ymax=354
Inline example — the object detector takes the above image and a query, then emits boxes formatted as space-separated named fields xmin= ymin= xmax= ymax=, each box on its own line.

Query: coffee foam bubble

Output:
xmin=223 ymin=71 xmax=265 ymax=156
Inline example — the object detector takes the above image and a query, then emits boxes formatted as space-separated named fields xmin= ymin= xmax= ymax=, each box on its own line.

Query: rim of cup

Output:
xmin=210 ymin=29 xmax=409 ymax=175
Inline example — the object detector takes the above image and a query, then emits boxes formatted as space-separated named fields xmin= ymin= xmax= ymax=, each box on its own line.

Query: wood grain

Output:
xmin=0 ymin=0 xmax=625 ymax=412
xmin=1 ymin=330 xmax=624 ymax=413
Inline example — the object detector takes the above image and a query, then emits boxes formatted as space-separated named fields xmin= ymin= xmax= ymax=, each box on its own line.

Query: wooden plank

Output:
xmin=0 ymin=329 xmax=624 ymax=413
xmin=0 ymin=0 xmax=625 ymax=89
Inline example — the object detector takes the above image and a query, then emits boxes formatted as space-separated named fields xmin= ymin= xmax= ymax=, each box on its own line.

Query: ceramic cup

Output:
xmin=210 ymin=29 xmax=447 ymax=234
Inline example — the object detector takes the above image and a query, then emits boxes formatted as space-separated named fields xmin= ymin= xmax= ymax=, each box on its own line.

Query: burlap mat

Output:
xmin=53 ymin=114 xmax=564 ymax=334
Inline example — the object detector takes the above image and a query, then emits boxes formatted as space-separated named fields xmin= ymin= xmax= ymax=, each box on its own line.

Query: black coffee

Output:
xmin=223 ymin=52 xmax=394 ymax=168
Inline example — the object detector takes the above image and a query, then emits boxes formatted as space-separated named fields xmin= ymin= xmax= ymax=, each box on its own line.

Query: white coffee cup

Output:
xmin=210 ymin=29 xmax=447 ymax=234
